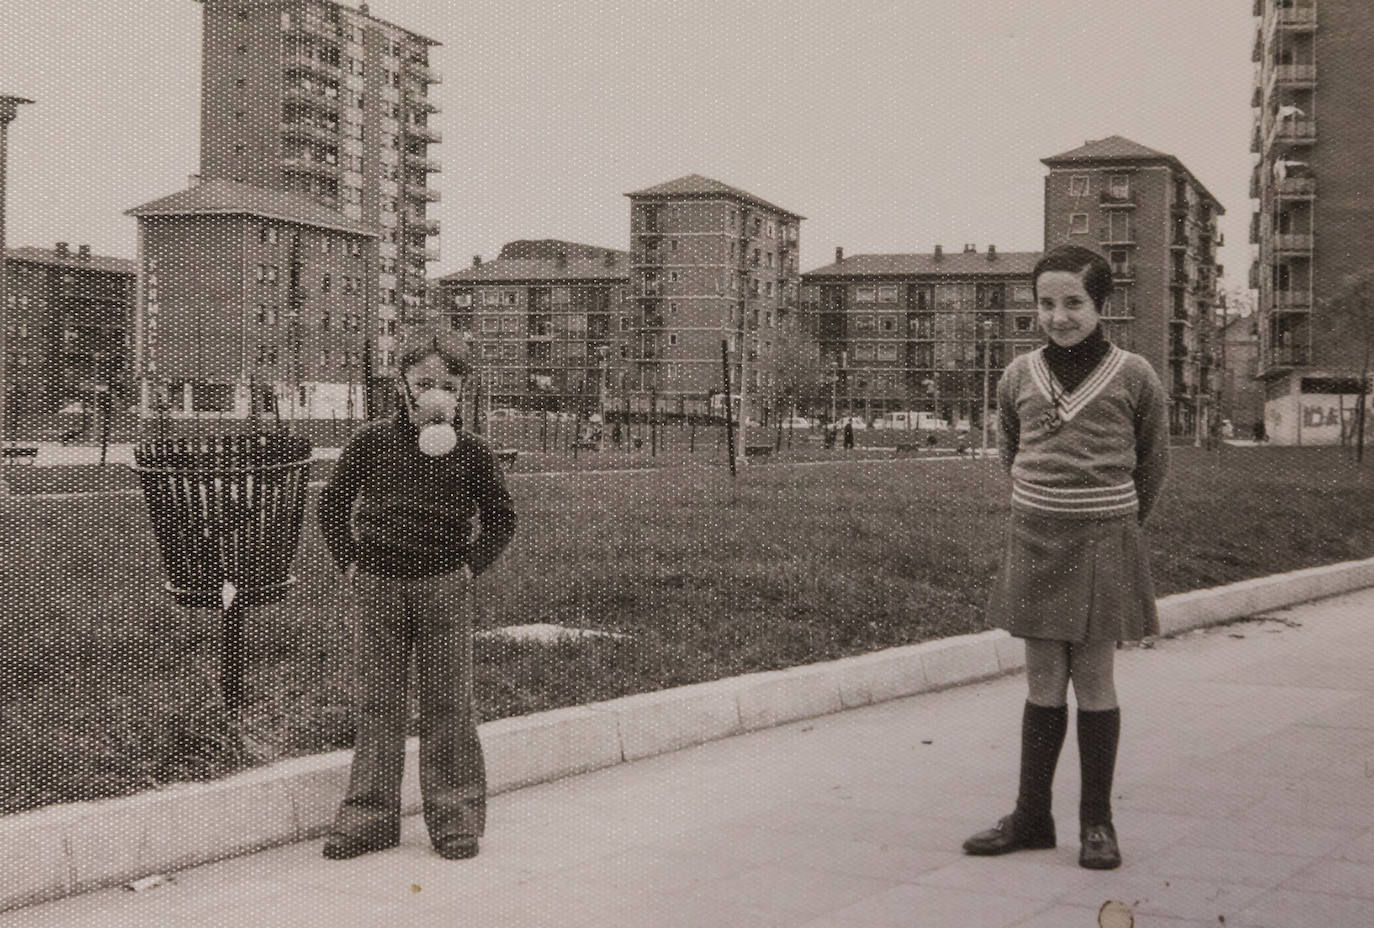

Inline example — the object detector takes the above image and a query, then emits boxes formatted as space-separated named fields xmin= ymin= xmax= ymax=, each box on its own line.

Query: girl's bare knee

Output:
xmin=1024 ymin=639 xmax=1070 ymax=706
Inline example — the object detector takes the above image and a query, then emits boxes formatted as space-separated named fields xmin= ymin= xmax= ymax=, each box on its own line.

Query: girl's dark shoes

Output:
xmin=962 ymin=814 xmax=1057 ymax=855
xmin=322 ymin=831 xmax=399 ymax=860
xmin=1079 ymin=823 xmax=1122 ymax=869
xmin=434 ymin=836 xmax=479 ymax=860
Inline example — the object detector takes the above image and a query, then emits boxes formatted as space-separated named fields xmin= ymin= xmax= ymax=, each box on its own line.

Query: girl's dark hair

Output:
xmin=1031 ymin=244 xmax=1113 ymax=311
xmin=397 ymin=331 xmax=472 ymax=378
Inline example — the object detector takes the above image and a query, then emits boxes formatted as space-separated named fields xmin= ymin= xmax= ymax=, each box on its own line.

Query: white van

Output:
xmin=879 ymin=410 xmax=948 ymax=431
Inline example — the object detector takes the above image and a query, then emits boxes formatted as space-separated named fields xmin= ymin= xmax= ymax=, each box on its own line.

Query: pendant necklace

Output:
xmin=1042 ymin=376 xmax=1064 ymax=432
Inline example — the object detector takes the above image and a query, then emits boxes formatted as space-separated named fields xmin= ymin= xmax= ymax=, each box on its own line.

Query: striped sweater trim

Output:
xmin=1011 ymin=479 xmax=1139 ymax=515
xmin=1028 ymin=345 xmax=1127 ymax=422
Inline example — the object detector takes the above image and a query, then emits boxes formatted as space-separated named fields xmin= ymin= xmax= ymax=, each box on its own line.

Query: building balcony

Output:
xmin=1268 ymin=117 xmax=1317 ymax=149
xmin=280 ymin=120 xmax=337 ymax=144
xmin=1264 ymin=347 xmax=1310 ymax=368
xmin=1269 ymin=63 xmax=1317 ymax=91
xmin=1275 ymin=176 xmax=1316 ymax=199
xmin=1250 ymin=169 xmax=1261 ymax=198
xmin=408 ymin=217 xmax=439 ymax=237
xmin=405 ymin=90 xmax=440 ymax=113
xmin=407 ymin=124 xmax=442 ymax=144
xmin=421 ymin=247 xmax=440 ymax=263
xmin=403 ymin=151 xmax=442 ymax=172
xmin=404 ymin=59 xmax=442 ymax=84
xmin=1273 ymin=290 xmax=1313 ymax=310
xmin=1276 ymin=5 xmax=1318 ymax=32
xmin=1273 ymin=232 xmax=1314 ymax=254
xmin=284 ymin=53 xmax=340 ymax=81
xmin=1250 ymin=124 xmax=1262 ymax=153
xmin=284 ymin=86 xmax=340 ymax=113
xmin=1111 ymin=267 xmax=1135 ymax=283
xmin=282 ymin=156 xmax=339 ymax=177
xmin=404 ymin=185 xmax=441 ymax=203
xmin=1098 ymin=190 xmax=1137 ymax=208
xmin=1251 ymin=23 xmax=1262 ymax=62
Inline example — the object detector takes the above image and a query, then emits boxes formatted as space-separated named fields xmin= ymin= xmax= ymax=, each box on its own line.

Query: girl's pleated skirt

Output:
xmin=986 ymin=508 xmax=1159 ymax=642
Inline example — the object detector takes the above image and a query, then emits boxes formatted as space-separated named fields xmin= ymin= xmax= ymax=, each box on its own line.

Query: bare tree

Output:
xmin=1320 ymin=273 xmax=1374 ymax=463
xmin=772 ymin=323 xmax=827 ymax=420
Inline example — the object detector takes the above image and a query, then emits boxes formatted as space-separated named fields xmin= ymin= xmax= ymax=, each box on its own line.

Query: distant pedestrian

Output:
xmin=612 ymin=421 xmax=622 ymax=446
xmin=843 ymin=420 xmax=855 ymax=450
xmin=964 ymin=245 xmax=1169 ymax=871
xmin=317 ymin=333 xmax=516 ymax=862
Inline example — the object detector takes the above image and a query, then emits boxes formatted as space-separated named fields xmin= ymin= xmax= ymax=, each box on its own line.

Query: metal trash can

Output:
xmin=132 ymin=431 xmax=313 ymax=707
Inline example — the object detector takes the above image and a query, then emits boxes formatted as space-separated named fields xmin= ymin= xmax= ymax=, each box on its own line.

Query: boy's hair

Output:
xmin=397 ymin=331 xmax=472 ymax=379
xmin=1031 ymin=245 xmax=1113 ymax=311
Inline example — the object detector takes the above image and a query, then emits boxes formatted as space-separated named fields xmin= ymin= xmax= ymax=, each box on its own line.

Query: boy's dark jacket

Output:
xmin=318 ymin=414 xmax=516 ymax=579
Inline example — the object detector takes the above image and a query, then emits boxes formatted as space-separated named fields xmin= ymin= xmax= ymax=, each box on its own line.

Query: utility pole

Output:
xmin=981 ymin=319 xmax=993 ymax=457
xmin=0 ymin=94 xmax=34 ymax=445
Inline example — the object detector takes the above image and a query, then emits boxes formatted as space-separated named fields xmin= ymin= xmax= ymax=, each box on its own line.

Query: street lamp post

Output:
xmin=0 ymin=94 xmax=35 ymax=445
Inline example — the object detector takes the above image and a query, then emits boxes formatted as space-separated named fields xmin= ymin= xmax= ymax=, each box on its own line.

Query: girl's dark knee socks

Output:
xmin=1014 ymin=701 xmax=1068 ymax=827
xmin=1078 ymin=707 xmax=1121 ymax=828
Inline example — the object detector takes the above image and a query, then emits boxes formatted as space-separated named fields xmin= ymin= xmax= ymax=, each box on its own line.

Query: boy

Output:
xmin=317 ymin=333 xmax=515 ymax=860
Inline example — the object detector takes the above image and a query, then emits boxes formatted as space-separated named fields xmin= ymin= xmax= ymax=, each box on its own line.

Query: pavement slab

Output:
xmin=5 ymin=585 xmax=1374 ymax=927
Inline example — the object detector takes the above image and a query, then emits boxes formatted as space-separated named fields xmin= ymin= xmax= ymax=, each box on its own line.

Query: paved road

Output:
xmin=7 ymin=588 xmax=1373 ymax=927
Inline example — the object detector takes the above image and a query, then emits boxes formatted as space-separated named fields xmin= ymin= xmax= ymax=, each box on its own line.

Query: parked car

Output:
xmin=877 ymin=411 xmax=945 ymax=431
xmin=780 ymin=416 xmax=814 ymax=429
xmin=488 ymin=407 xmax=521 ymax=421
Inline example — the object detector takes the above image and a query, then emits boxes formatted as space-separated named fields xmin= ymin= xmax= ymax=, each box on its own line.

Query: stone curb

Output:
xmin=4 ymin=555 xmax=1372 ymax=912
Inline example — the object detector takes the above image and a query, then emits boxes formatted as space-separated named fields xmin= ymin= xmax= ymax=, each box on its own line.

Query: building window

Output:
xmin=879 ymin=315 xmax=896 ymax=332
xmin=1014 ymin=315 xmax=1034 ymax=332
xmin=620 ymin=316 xmax=631 ymax=332
xmin=855 ymin=287 xmax=876 ymax=303
xmin=668 ymin=333 xmax=678 ymax=346
xmin=1069 ymin=213 xmax=1089 ymax=234
xmin=1069 ymin=175 xmax=1090 ymax=196
xmin=877 ymin=286 xmax=898 ymax=303
xmin=321 ymin=273 xmax=331 ymax=293
xmin=1108 ymin=174 xmax=1130 ymax=199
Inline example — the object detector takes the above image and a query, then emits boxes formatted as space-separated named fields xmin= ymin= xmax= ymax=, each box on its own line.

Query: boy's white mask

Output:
xmin=413 ymin=388 xmax=458 ymax=457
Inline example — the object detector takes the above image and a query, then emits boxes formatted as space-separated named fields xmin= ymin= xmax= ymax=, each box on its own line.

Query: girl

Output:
xmin=317 ymin=333 xmax=516 ymax=860
xmin=963 ymin=244 xmax=1169 ymax=870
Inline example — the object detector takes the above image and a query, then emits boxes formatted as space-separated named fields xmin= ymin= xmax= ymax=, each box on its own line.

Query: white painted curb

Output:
xmin=3 ymin=555 xmax=1372 ymax=912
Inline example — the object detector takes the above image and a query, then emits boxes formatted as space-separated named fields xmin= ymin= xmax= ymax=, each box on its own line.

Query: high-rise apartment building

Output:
xmin=625 ymin=175 xmax=803 ymax=421
xmin=433 ymin=240 xmax=630 ymax=413
xmin=2 ymin=245 xmax=135 ymax=428
xmin=1250 ymin=0 xmax=1373 ymax=444
xmin=1042 ymin=136 xmax=1225 ymax=437
xmin=127 ymin=180 xmax=376 ymax=424
xmin=193 ymin=0 xmax=441 ymax=395
xmin=800 ymin=245 xmax=1040 ymax=424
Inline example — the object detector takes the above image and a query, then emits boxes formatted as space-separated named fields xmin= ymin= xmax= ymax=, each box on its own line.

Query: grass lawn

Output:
xmin=2 ymin=445 xmax=1372 ymax=815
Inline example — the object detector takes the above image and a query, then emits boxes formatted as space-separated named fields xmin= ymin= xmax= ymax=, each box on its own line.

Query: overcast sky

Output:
xmin=2 ymin=0 xmax=1254 ymax=283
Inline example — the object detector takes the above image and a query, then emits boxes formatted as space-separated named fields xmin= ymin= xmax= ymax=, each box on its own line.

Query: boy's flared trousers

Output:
xmin=333 ymin=569 xmax=486 ymax=845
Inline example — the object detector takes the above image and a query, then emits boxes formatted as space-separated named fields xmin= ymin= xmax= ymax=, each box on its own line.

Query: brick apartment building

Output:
xmin=799 ymin=245 xmax=1040 ymax=424
xmin=625 ymin=175 xmax=803 ymax=421
xmin=192 ymin=0 xmax=441 ymax=396
xmin=2 ymin=245 xmax=135 ymax=429
xmin=432 ymin=240 xmax=631 ymax=414
xmin=1042 ymin=136 xmax=1225 ymax=438
xmin=127 ymin=180 xmax=376 ymax=422
xmin=1250 ymin=0 xmax=1374 ymax=444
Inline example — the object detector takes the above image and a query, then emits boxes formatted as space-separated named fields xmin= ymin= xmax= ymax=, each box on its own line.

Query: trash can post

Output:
xmin=132 ymin=431 xmax=313 ymax=711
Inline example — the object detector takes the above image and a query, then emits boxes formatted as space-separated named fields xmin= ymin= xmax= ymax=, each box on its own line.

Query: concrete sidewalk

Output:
xmin=7 ymin=588 xmax=1373 ymax=928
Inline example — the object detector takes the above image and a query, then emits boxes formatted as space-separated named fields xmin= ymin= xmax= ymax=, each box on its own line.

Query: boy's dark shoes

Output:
xmin=1079 ymin=823 xmax=1122 ymax=870
xmin=962 ymin=814 xmax=1056 ymax=855
xmin=434 ymin=836 xmax=479 ymax=860
xmin=322 ymin=831 xmax=399 ymax=860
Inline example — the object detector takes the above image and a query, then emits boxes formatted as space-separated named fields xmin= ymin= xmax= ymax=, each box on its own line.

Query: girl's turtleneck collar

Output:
xmin=1044 ymin=324 xmax=1110 ymax=393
